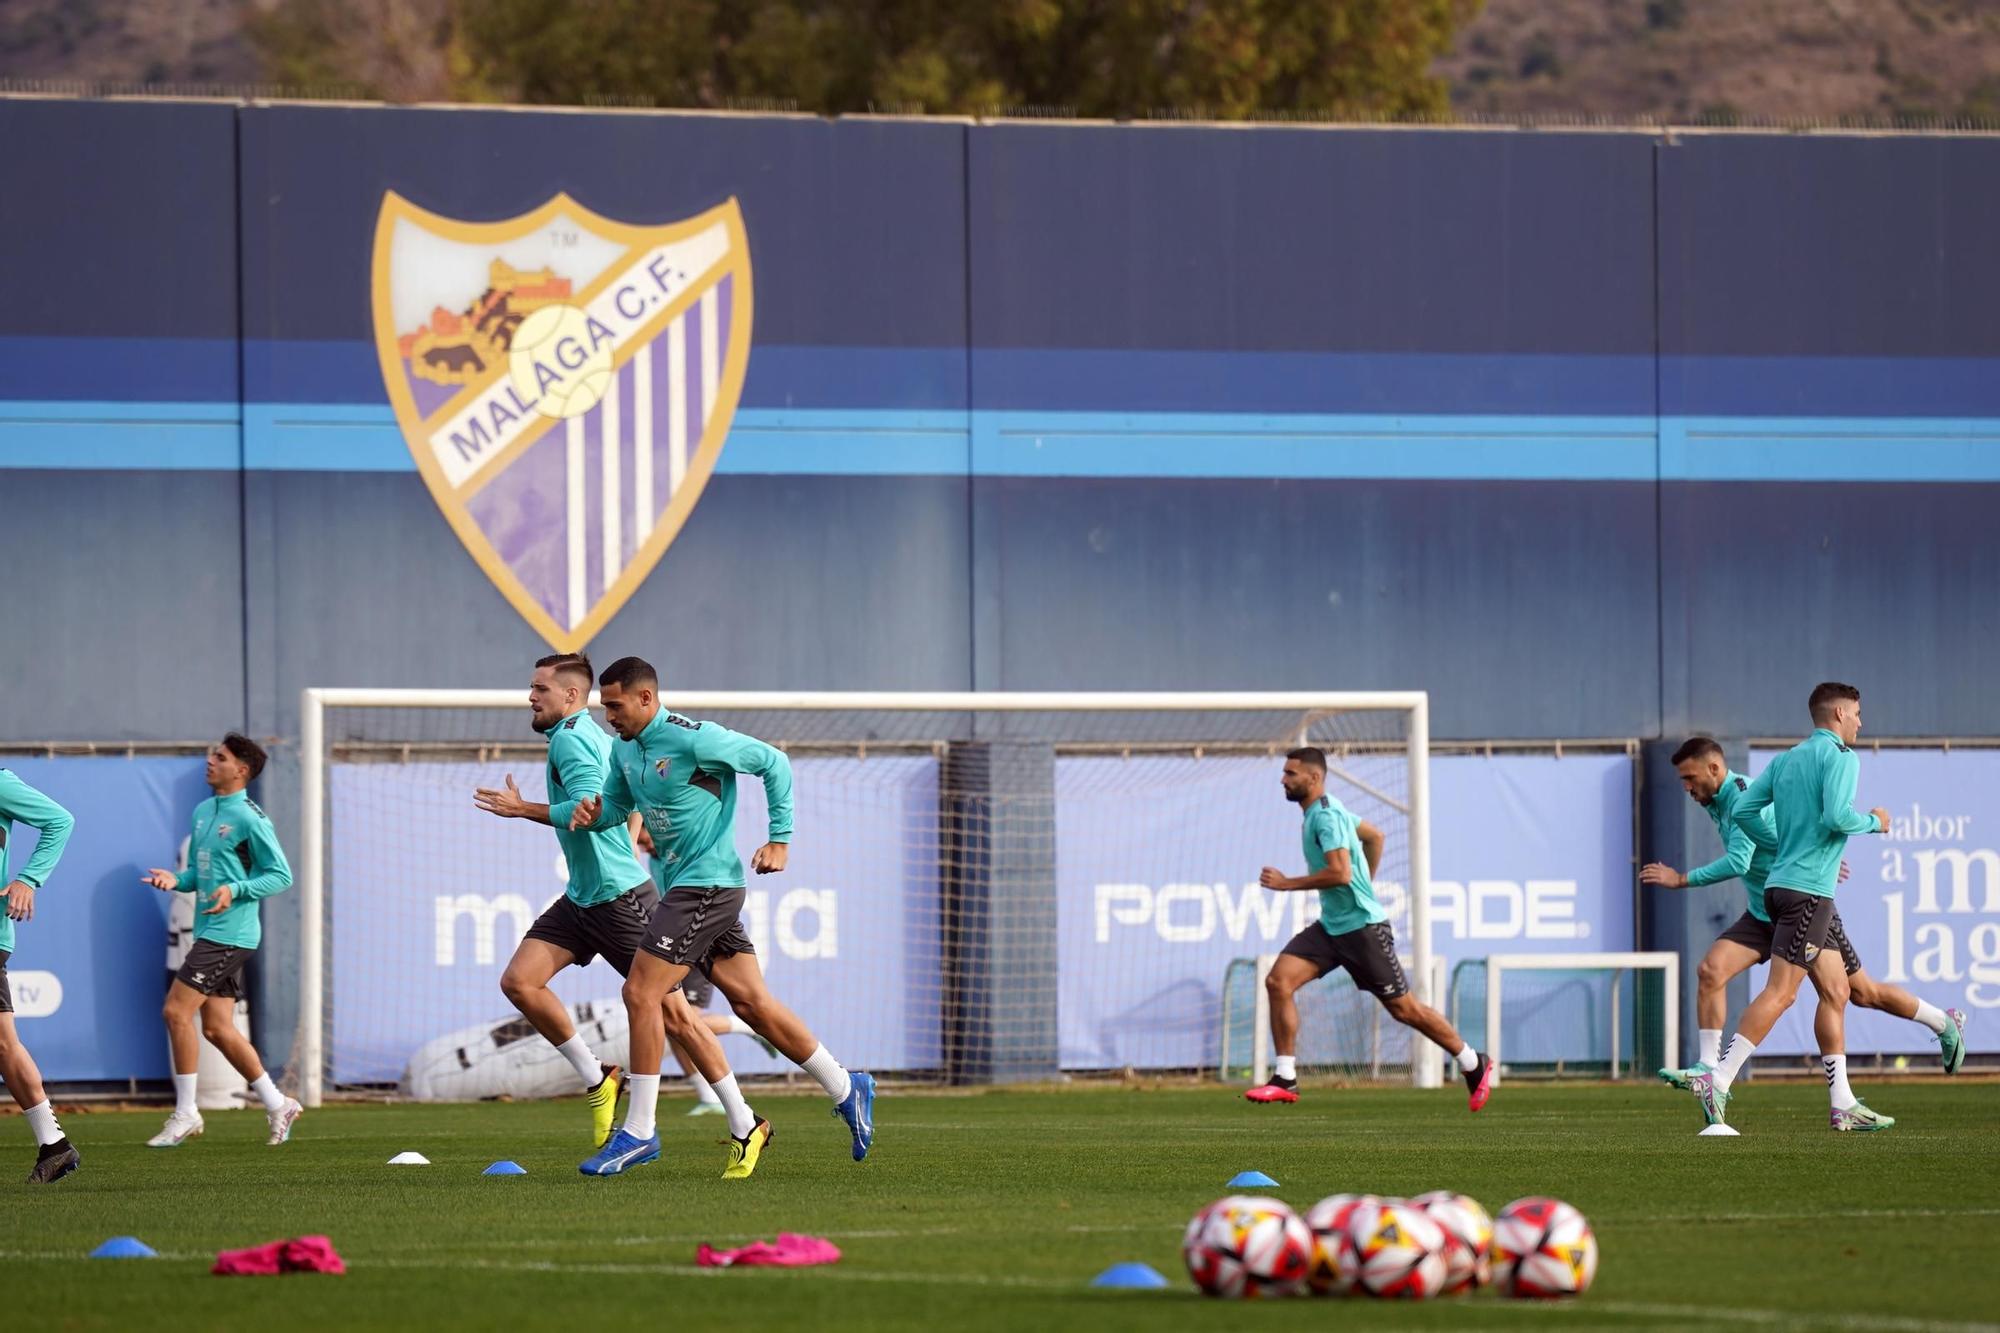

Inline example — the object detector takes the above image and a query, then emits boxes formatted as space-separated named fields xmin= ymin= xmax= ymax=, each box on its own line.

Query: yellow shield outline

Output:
xmin=369 ymin=191 xmax=754 ymax=650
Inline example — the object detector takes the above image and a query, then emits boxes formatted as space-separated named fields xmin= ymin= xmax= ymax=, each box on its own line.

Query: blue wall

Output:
xmin=4 ymin=102 xmax=1997 ymax=750
xmin=3 ymin=100 xmax=1996 ymax=1078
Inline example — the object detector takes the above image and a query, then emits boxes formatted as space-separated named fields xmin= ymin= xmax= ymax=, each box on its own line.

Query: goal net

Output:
xmin=296 ymin=690 xmax=1430 ymax=1105
xmin=1447 ymin=952 xmax=1678 ymax=1083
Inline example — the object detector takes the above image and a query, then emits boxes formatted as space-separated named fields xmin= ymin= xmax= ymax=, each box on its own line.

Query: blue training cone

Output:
xmin=91 ymin=1237 xmax=157 ymax=1259
xmin=1091 ymin=1262 xmax=1169 ymax=1289
xmin=1227 ymin=1170 xmax=1280 ymax=1188
xmin=482 ymin=1160 xmax=527 ymax=1176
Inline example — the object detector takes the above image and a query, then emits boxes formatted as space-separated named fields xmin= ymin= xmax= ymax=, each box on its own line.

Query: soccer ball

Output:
xmin=1344 ymin=1197 xmax=1448 ymax=1299
xmin=1491 ymin=1196 xmax=1599 ymax=1298
xmin=1412 ymin=1190 xmax=1494 ymax=1294
xmin=1182 ymin=1195 xmax=1315 ymax=1299
xmin=1302 ymin=1192 xmax=1376 ymax=1295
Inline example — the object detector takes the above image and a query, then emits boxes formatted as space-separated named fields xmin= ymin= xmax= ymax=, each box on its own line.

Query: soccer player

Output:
xmin=569 ymin=656 xmax=876 ymax=1176
xmin=1643 ymin=736 xmax=1966 ymax=1085
xmin=631 ymin=817 xmax=780 ymax=1118
xmin=1690 ymin=683 xmax=1895 ymax=1131
xmin=472 ymin=652 xmax=659 ymax=1148
xmin=1245 ymin=747 xmax=1494 ymax=1110
xmin=0 ymin=767 xmax=79 ymax=1181
xmin=141 ymin=734 xmax=302 ymax=1148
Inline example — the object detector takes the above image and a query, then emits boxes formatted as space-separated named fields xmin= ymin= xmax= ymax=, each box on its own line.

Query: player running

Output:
xmin=473 ymin=653 xmax=670 ymax=1148
xmin=1690 ymin=684 xmax=1896 ymax=1132
xmin=570 ymin=657 xmax=876 ymax=1176
xmin=1245 ymin=747 xmax=1494 ymax=1110
xmin=0 ymin=767 xmax=80 ymax=1181
xmin=1643 ymin=736 xmax=1966 ymax=1087
xmin=141 ymin=734 xmax=302 ymax=1148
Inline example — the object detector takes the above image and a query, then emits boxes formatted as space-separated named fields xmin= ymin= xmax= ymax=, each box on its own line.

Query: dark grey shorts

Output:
xmin=1765 ymin=888 xmax=1838 ymax=970
xmin=1279 ymin=920 xmax=1410 ymax=999
xmin=523 ymin=883 xmax=660 ymax=976
xmin=638 ymin=886 xmax=756 ymax=983
xmin=1717 ymin=908 xmax=1861 ymax=974
xmin=176 ymin=938 xmax=251 ymax=998
xmin=0 ymin=948 xmax=11 ymax=1013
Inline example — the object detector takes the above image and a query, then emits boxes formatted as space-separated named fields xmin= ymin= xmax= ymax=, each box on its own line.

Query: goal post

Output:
xmin=297 ymin=688 xmax=1434 ymax=1107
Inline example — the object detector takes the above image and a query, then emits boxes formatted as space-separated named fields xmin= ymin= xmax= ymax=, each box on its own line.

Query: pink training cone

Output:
xmin=696 ymin=1233 xmax=842 ymax=1268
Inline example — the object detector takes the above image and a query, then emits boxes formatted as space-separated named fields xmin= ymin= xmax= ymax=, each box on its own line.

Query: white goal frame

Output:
xmin=1483 ymin=951 xmax=1679 ymax=1088
xmin=298 ymin=688 xmax=1432 ymax=1106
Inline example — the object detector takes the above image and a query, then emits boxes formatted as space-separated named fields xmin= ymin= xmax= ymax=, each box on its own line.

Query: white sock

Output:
xmin=623 ymin=1074 xmax=661 ymax=1140
xmin=1714 ymin=1034 xmax=1756 ymax=1094
xmin=555 ymin=1033 xmax=601 ymax=1085
xmin=248 ymin=1073 xmax=286 ymax=1113
xmin=800 ymin=1044 xmax=852 ymax=1103
xmin=173 ymin=1072 xmax=199 ymax=1116
xmin=1272 ymin=1054 xmax=1297 ymax=1081
xmin=24 ymin=1099 xmax=62 ymax=1147
xmin=1453 ymin=1044 xmax=1480 ymax=1073
xmin=711 ymin=1073 xmax=756 ymax=1139
xmin=1699 ymin=1028 xmax=1723 ymax=1067
xmin=1824 ymin=1053 xmax=1858 ymax=1110
xmin=726 ymin=1015 xmax=757 ymax=1039
xmin=1912 ymin=1000 xmax=1949 ymax=1035
xmin=690 ymin=1071 xmax=722 ymax=1105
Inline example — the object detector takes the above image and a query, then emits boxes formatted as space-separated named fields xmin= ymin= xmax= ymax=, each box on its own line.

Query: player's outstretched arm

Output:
xmin=1673 ymin=820 xmax=1757 ymax=890
xmin=475 ymin=774 xmax=552 ymax=825
xmin=141 ymin=868 xmax=188 ymax=892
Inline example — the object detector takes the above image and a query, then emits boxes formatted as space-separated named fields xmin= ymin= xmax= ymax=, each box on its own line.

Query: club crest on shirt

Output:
xmin=655 ymin=758 xmax=671 ymax=778
xmin=371 ymin=192 xmax=754 ymax=650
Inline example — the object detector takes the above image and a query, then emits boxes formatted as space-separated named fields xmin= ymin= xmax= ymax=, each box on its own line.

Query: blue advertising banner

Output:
xmin=329 ymin=754 xmax=939 ymax=1085
xmin=1055 ymin=752 xmax=1634 ymax=1070
xmin=0 ymin=755 xmax=209 ymax=1081
xmin=1747 ymin=747 xmax=2000 ymax=1056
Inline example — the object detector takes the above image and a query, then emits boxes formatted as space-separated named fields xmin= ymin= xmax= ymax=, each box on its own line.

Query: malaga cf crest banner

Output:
xmin=370 ymin=193 xmax=752 ymax=649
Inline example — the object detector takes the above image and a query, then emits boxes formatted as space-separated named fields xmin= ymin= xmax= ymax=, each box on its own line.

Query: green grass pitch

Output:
xmin=7 ymin=1081 xmax=1997 ymax=1330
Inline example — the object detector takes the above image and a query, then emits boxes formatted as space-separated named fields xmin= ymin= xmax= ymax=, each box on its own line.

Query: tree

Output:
xmin=247 ymin=0 xmax=1482 ymax=119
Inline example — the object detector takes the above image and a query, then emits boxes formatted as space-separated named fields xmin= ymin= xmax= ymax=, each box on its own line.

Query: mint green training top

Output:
xmin=0 ymin=769 xmax=75 ymax=954
xmin=1731 ymin=729 xmax=1880 ymax=899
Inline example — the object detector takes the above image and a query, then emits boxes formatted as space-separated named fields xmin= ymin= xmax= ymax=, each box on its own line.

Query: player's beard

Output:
xmin=530 ymin=712 xmax=557 ymax=735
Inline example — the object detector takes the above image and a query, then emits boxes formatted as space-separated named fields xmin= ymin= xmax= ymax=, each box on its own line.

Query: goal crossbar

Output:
xmin=298 ymin=688 xmax=1433 ymax=1105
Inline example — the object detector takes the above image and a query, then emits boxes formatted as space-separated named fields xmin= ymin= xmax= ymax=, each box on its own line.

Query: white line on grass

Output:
xmin=1577 ymin=1302 xmax=2000 ymax=1333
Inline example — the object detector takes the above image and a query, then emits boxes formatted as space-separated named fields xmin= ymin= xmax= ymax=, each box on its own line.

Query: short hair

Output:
xmin=1671 ymin=736 xmax=1725 ymax=766
xmin=1808 ymin=681 xmax=1861 ymax=721
xmin=1285 ymin=746 xmax=1327 ymax=772
xmin=535 ymin=652 xmax=594 ymax=689
xmin=598 ymin=656 xmax=658 ymax=693
xmin=221 ymin=731 xmax=268 ymax=781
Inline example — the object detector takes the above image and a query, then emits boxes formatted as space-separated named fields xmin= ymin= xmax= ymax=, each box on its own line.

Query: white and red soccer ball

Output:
xmin=1491 ymin=1196 xmax=1599 ymax=1298
xmin=1181 ymin=1195 xmax=1315 ymax=1299
xmin=1412 ymin=1190 xmax=1495 ymax=1294
xmin=1301 ymin=1192 xmax=1376 ymax=1295
xmin=1342 ymin=1196 xmax=1449 ymax=1299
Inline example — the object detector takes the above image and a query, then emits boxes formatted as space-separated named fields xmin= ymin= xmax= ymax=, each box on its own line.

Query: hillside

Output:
xmin=1 ymin=0 xmax=1996 ymax=123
